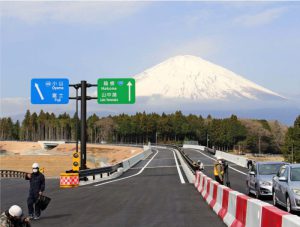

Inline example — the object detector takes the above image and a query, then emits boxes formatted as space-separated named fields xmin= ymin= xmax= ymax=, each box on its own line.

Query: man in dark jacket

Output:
xmin=25 ymin=163 xmax=45 ymax=220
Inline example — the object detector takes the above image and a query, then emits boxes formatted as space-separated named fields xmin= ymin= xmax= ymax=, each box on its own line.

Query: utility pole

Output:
xmin=258 ymin=135 xmax=261 ymax=155
xmin=206 ymin=133 xmax=209 ymax=148
xmin=292 ymin=142 xmax=294 ymax=163
xmin=156 ymin=132 xmax=158 ymax=145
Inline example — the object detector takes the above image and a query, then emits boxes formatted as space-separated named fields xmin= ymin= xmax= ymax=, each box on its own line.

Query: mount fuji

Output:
xmin=135 ymin=55 xmax=284 ymax=101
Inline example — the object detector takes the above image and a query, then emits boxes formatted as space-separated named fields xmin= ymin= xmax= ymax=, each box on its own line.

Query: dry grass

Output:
xmin=244 ymin=154 xmax=284 ymax=162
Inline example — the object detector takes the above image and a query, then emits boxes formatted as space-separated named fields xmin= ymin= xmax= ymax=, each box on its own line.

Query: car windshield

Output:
xmin=291 ymin=168 xmax=300 ymax=181
xmin=258 ymin=164 xmax=283 ymax=175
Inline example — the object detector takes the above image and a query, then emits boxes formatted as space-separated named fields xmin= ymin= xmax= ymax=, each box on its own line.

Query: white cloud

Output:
xmin=234 ymin=7 xmax=288 ymax=27
xmin=168 ymin=37 xmax=222 ymax=59
xmin=0 ymin=1 xmax=148 ymax=25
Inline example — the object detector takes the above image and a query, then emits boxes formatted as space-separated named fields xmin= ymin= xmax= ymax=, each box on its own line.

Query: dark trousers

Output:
xmin=27 ymin=194 xmax=41 ymax=216
xmin=215 ymin=175 xmax=223 ymax=185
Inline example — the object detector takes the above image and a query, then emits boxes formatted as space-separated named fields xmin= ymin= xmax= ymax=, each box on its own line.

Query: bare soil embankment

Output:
xmin=0 ymin=141 xmax=142 ymax=177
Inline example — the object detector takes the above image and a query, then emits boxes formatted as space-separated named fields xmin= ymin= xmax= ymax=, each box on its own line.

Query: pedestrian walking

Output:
xmin=25 ymin=163 xmax=45 ymax=220
xmin=0 ymin=205 xmax=30 ymax=227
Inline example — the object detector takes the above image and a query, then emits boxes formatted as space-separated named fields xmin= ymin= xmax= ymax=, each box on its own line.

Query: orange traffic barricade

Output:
xmin=60 ymin=172 xmax=79 ymax=188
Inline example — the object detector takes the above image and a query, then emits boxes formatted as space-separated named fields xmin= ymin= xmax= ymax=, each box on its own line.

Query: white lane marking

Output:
xmin=172 ymin=149 xmax=185 ymax=184
xmin=189 ymin=149 xmax=247 ymax=176
xmin=130 ymin=165 xmax=179 ymax=170
xmin=94 ymin=149 xmax=159 ymax=187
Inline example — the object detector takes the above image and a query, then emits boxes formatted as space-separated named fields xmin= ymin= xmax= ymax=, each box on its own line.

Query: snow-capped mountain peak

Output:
xmin=135 ymin=55 xmax=284 ymax=100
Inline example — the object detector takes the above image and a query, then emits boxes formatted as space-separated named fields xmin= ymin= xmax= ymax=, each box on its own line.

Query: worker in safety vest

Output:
xmin=214 ymin=157 xmax=224 ymax=184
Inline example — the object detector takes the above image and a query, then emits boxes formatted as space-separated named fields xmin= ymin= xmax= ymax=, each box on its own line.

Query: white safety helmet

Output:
xmin=32 ymin=163 xmax=39 ymax=168
xmin=8 ymin=205 xmax=22 ymax=217
xmin=216 ymin=156 xmax=223 ymax=164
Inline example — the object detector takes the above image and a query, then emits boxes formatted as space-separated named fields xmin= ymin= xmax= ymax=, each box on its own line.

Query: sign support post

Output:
xmin=80 ymin=80 xmax=87 ymax=170
xmin=32 ymin=77 xmax=135 ymax=176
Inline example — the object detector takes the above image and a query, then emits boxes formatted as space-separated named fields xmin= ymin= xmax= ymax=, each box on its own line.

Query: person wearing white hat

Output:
xmin=25 ymin=162 xmax=45 ymax=220
xmin=0 ymin=205 xmax=30 ymax=227
xmin=214 ymin=157 xmax=224 ymax=184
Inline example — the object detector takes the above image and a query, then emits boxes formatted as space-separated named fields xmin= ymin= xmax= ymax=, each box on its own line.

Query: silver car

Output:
xmin=246 ymin=161 xmax=286 ymax=199
xmin=273 ymin=164 xmax=300 ymax=213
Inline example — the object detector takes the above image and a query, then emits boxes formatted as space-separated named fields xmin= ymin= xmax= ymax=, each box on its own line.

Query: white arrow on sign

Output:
xmin=35 ymin=83 xmax=44 ymax=100
xmin=127 ymin=81 xmax=132 ymax=102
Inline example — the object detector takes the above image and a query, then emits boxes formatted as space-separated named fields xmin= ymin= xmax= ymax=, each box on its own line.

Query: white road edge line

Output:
xmin=190 ymin=149 xmax=247 ymax=176
xmin=172 ymin=149 xmax=186 ymax=184
xmin=131 ymin=165 xmax=179 ymax=169
xmin=94 ymin=149 xmax=159 ymax=187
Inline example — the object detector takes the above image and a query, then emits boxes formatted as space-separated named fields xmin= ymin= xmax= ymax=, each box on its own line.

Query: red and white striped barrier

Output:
xmin=194 ymin=171 xmax=300 ymax=227
xmin=224 ymin=191 xmax=242 ymax=226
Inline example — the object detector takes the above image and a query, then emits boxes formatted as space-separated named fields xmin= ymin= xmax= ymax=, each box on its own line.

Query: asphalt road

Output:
xmin=184 ymin=148 xmax=273 ymax=204
xmin=1 ymin=148 xmax=225 ymax=227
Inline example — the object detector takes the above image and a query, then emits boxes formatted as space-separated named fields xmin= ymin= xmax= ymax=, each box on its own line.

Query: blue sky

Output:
xmin=0 ymin=1 xmax=300 ymax=121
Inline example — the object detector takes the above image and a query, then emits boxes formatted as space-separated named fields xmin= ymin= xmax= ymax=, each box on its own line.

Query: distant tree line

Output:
xmin=1 ymin=110 xmax=298 ymax=156
xmin=282 ymin=116 xmax=300 ymax=163
xmin=0 ymin=110 xmax=78 ymax=141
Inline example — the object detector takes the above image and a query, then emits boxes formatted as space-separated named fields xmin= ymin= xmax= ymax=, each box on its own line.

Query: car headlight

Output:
xmin=292 ymin=189 xmax=300 ymax=196
xmin=259 ymin=181 xmax=272 ymax=186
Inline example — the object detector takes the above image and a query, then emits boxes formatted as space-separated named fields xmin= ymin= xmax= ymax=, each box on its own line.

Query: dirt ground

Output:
xmin=0 ymin=142 xmax=142 ymax=177
xmin=242 ymin=153 xmax=284 ymax=162
xmin=0 ymin=141 xmax=43 ymax=154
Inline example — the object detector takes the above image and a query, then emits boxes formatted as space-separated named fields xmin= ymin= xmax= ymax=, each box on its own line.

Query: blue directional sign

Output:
xmin=31 ymin=78 xmax=69 ymax=104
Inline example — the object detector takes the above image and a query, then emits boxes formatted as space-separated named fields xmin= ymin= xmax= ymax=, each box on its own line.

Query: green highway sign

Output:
xmin=97 ymin=78 xmax=135 ymax=104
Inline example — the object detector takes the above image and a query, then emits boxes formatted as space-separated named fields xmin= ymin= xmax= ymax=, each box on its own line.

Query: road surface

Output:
xmin=1 ymin=147 xmax=225 ymax=227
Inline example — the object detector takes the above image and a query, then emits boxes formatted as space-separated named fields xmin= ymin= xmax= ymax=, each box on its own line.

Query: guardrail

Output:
xmin=78 ymin=144 xmax=152 ymax=182
xmin=156 ymin=144 xmax=200 ymax=174
xmin=0 ymin=170 xmax=28 ymax=179
xmin=79 ymin=163 xmax=122 ymax=180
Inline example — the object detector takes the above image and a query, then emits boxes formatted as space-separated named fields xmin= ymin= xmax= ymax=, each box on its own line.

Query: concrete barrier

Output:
xmin=213 ymin=185 xmax=226 ymax=215
xmin=223 ymin=191 xmax=242 ymax=226
xmin=209 ymin=181 xmax=219 ymax=208
xmin=122 ymin=145 xmax=152 ymax=171
xmin=194 ymin=171 xmax=300 ymax=227
xmin=282 ymin=215 xmax=300 ymax=227
xmin=245 ymin=199 xmax=270 ymax=227
xmin=183 ymin=144 xmax=206 ymax=151
xmin=218 ymin=187 xmax=232 ymax=220
xmin=215 ymin=150 xmax=248 ymax=168
xmin=231 ymin=194 xmax=250 ymax=227
xmin=183 ymin=144 xmax=248 ymax=168
xmin=173 ymin=148 xmax=195 ymax=183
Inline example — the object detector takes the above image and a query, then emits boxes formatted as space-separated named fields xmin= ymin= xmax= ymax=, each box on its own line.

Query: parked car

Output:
xmin=272 ymin=164 xmax=300 ymax=213
xmin=246 ymin=161 xmax=286 ymax=199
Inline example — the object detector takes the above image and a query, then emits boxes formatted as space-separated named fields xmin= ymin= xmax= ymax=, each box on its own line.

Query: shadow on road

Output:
xmin=40 ymin=214 xmax=72 ymax=220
